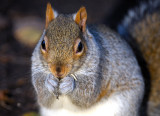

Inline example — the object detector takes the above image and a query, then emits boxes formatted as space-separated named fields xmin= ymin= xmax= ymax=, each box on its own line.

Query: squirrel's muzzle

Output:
xmin=49 ymin=64 xmax=71 ymax=79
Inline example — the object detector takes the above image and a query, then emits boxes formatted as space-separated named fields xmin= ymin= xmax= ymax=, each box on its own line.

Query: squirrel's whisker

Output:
xmin=70 ymin=74 xmax=78 ymax=81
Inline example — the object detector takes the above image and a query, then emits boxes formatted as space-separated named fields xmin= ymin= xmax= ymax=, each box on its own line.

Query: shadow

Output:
xmin=103 ymin=0 xmax=148 ymax=30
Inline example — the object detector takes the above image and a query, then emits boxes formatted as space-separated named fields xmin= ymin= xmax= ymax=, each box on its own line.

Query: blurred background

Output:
xmin=0 ymin=0 xmax=148 ymax=115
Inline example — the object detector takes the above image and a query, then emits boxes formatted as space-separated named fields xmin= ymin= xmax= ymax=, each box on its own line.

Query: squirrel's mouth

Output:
xmin=57 ymin=74 xmax=65 ymax=78
xmin=56 ymin=73 xmax=77 ymax=81
xmin=51 ymin=70 xmax=68 ymax=79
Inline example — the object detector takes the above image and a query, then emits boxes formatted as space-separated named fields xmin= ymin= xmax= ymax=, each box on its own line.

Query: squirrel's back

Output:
xmin=118 ymin=1 xmax=160 ymax=115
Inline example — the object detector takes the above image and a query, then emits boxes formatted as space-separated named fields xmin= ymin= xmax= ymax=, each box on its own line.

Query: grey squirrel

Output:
xmin=31 ymin=3 xmax=145 ymax=116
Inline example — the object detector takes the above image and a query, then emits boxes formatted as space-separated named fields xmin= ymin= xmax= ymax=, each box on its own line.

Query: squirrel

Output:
xmin=118 ymin=0 xmax=160 ymax=115
xmin=31 ymin=3 xmax=144 ymax=116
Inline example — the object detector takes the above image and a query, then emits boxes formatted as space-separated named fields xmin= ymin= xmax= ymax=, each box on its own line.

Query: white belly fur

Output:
xmin=40 ymin=95 xmax=121 ymax=116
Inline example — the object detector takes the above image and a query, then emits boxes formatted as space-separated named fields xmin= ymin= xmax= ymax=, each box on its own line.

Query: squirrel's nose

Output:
xmin=56 ymin=66 xmax=61 ymax=73
xmin=49 ymin=64 xmax=66 ymax=78
xmin=56 ymin=66 xmax=64 ymax=77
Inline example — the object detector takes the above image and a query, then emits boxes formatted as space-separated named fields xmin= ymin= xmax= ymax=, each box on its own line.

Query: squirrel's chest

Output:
xmin=50 ymin=96 xmax=78 ymax=111
xmin=40 ymin=96 xmax=120 ymax=116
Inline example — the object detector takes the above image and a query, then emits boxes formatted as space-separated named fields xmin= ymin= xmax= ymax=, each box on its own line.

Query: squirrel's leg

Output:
xmin=32 ymin=72 xmax=59 ymax=108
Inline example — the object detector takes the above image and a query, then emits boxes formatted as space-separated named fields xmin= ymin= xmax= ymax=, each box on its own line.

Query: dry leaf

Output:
xmin=22 ymin=112 xmax=39 ymax=116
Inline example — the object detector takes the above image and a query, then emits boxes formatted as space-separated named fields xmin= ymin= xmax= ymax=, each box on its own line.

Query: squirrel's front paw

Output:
xmin=59 ymin=76 xmax=75 ymax=95
xmin=45 ymin=74 xmax=59 ymax=95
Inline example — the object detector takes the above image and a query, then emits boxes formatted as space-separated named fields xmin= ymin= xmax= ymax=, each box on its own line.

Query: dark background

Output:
xmin=0 ymin=0 xmax=148 ymax=115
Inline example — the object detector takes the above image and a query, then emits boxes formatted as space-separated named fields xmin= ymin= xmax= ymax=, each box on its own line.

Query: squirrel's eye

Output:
xmin=74 ymin=38 xmax=84 ymax=56
xmin=41 ymin=40 xmax=46 ymax=50
xmin=76 ymin=41 xmax=83 ymax=53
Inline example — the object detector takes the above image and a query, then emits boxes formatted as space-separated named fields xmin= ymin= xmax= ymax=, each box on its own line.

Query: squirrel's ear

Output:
xmin=45 ymin=3 xmax=58 ymax=28
xmin=74 ymin=7 xmax=87 ymax=32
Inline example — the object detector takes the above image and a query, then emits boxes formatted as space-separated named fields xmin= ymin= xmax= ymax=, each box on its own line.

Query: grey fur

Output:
xmin=31 ymin=15 xmax=144 ymax=115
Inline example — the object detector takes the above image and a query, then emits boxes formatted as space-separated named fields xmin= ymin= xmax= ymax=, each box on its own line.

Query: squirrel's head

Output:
xmin=40 ymin=3 xmax=88 ymax=79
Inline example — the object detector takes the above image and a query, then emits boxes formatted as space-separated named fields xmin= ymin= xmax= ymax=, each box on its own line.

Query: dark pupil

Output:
xmin=76 ymin=42 xmax=83 ymax=53
xmin=41 ymin=40 xmax=46 ymax=50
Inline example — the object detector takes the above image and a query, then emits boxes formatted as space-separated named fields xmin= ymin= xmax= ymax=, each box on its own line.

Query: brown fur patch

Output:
xmin=96 ymin=80 xmax=111 ymax=102
xmin=75 ymin=7 xmax=87 ymax=32
xmin=44 ymin=15 xmax=87 ymax=70
xmin=45 ymin=3 xmax=55 ymax=29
